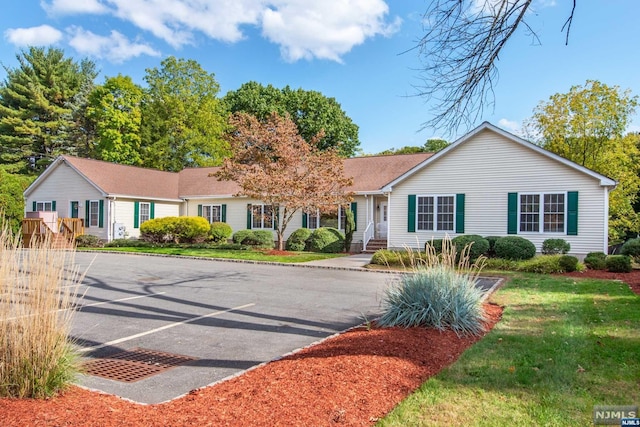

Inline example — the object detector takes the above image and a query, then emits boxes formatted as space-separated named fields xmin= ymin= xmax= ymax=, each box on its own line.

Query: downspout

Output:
xmin=603 ymin=187 xmax=610 ymax=253
xmin=384 ymin=192 xmax=390 ymax=249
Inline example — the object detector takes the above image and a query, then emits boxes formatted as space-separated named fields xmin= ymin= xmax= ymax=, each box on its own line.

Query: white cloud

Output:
xmin=4 ymin=25 xmax=63 ymax=46
xmin=498 ymin=118 xmax=521 ymax=134
xmin=38 ymin=0 xmax=399 ymax=62
xmin=106 ymin=0 xmax=264 ymax=48
xmin=41 ymin=0 xmax=108 ymax=15
xmin=261 ymin=1 xmax=401 ymax=62
xmin=67 ymin=27 xmax=160 ymax=63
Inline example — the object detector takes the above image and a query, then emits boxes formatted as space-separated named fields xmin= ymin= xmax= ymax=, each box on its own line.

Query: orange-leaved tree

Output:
xmin=216 ymin=112 xmax=354 ymax=250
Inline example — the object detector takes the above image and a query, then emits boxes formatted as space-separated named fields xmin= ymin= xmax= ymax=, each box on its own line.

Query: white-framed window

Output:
xmin=35 ymin=201 xmax=53 ymax=212
xmin=307 ymin=206 xmax=348 ymax=230
xmin=252 ymin=204 xmax=273 ymax=229
xmin=202 ymin=204 xmax=222 ymax=223
xmin=89 ymin=200 xmax=100 ymax=227
xmin=417 ymin=195 xmax=455 ymax=231
xmin=139 ymin=202 xmax=151 ymax=225
xmin=519 ymin=193 xmax=565 ymax=233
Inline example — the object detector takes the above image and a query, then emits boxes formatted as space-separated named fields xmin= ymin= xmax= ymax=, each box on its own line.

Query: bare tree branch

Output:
xmin=561 ymin=0 xmax=577 ymax=45
xmin=414 ymin=0 xmax=535 ymax=135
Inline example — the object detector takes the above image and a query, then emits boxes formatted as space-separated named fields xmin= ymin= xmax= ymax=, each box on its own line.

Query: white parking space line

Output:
xmin=77 ymin=302 xmax=256 ymax=353
xmin=78 ymin=292 xmax=167 ymax=309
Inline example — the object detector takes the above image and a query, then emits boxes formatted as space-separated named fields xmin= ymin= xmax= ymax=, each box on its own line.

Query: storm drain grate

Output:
xmin=82 ymin=348 xmax=197 ymax=383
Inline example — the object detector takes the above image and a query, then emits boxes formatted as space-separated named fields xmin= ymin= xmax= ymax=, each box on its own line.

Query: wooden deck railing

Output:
xmin=21 ymin=217 xmax=84 ymax=248
xmin=58 ymin=218 xmax=84 ymax=240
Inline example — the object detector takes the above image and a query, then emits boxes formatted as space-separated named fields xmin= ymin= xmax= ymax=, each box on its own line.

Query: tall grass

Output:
xmin=0 ymin=226 xmax=83 ymax=398
xmin=377 ymin=236 xmax=487 ymax=335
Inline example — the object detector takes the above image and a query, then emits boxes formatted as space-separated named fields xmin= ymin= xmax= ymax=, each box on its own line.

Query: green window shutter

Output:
xmin=150 ymin=202 xmax=155 ymax=220
xmin=134 ymin=201 xmax=140 ymax=229
xmin=32 ymin=201 xmax=36 ymax=211
xmin=221 ymin=204 xmax=227 ymax=222
xmin=455 ymin=194 xmax=465 ymax=234
xmin=246 ymin=204 xmax=252 ymax=229
xmin=408 ymin=195 xmax=416 ymax=233
xmin=85 ymin=200 xmax=90 ymax=227
xmin=52 ymin=201 xmax=56 ymax=211
xmin=98 ymin=200 xmax=104 ymax=228
xmin=302 ymin=212 xmax=307 ymax=228
xmin=197 ymin=204 xmax=203 ymax=217
xmin=350 ymin=202 xmax=357 ymax=231
xmin=567 ymin=191 xmax=578 ymax=235
xmin=507 ymin=193 xmax=518 ymax=234
xmin=273 ymin=206 xmax=279 ymax=230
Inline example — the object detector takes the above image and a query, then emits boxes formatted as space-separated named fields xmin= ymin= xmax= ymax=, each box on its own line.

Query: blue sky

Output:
xmin=1 ymin=1 xmax=639 ymax=155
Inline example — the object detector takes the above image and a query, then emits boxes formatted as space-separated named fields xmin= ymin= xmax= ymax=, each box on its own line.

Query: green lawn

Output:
xmin=379 ymin=273 xmax=640 ymax=426
xmin=82 ymin=246 xmax=346 ymax=263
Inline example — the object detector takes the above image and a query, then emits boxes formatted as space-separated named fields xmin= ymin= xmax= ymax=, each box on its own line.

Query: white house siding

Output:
xmin=388 ymin=129 xmax=609 ymax=257
xmin=184 ymin=197 xmax=364 ymax=246
xmin=25 ymin=162 xmax=109 ymax=240
xmin=112 ymin=199 xmax=180 ymax=239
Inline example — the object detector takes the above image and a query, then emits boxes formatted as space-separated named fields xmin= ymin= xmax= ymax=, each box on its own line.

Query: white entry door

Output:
xmin=378 ymin=201 xmax=388 ymax=238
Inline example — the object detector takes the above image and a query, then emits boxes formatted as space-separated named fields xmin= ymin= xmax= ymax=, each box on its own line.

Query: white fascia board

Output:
xmin=108 ymin=194 xmax=183 ymax=203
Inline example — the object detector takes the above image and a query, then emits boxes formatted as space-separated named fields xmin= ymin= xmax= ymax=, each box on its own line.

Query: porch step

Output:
xmin=364 ymin=239 xmax=387 ymax=253
xmin=49 ymin=234 xmax=75 ymax=250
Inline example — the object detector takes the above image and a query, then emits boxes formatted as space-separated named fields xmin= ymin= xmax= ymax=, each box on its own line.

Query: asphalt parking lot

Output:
xmin=70 ymin=252 xmax=395 ymax=404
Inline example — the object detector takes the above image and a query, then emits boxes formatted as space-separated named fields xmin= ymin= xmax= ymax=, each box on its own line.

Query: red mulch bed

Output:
xmin=1 ymin=304 xmax=502 ymax=427
xmin=2 ymin=270 xmax=638 ymax=427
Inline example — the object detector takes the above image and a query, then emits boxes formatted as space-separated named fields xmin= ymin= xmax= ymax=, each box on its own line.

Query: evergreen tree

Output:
xmin=0 ymin=47 xmax=97 ymax=174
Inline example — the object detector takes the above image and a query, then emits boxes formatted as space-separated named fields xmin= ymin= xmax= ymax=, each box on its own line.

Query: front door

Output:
xmin=378 ymin=201 xmax=388 ymax=238
xmin=70 ymin=201 xmax=79 ymax=218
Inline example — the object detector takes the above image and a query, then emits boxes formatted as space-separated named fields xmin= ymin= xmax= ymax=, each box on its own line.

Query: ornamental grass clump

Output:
xmin=0 ymin=226 xmax=83 ymax=398
xmin=378 ymin=236 xmax=487 ymax=336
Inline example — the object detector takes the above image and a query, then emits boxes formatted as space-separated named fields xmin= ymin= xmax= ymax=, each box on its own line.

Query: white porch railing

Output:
xmin=363 ymin=221 xmax=374 ymax=251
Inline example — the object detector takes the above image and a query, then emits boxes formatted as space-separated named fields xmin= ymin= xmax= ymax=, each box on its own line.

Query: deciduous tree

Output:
xmin=224 ymin=82 xmax=360 ymax=157
xmin=216 ymin=112 xmax=354 ymax=250
xmin=526 ymin=80 xmax=640 ymax=241
xmin=141 ymin=57 xmax=229 ymax=171
xmin=87 ymin=75 xmax=144 ymax=165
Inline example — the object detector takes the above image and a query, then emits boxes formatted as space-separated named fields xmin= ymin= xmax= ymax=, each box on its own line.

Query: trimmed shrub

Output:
xmin=606 ymin=255 xmax=632 ymax=273
xmin=425 ymin=239 xmax=443 ymax=254
xmin=232 ymin=230 xmax=253 ymax=245
xmin=584 ymin=251 xmax=607 ymax=270
xmin=74 ymin=234 xmax=103 ymax=248
xmin=209 ymin=222 xmax=232 ymax=243
xmin=451 ymin=235 xmax=490 ymax=262
xmin=494 ymin=236 xmax=536 ymax=261
xmin=483 ymin=257 xmax=519 ymax=271
xmin=378 ymin=266 xmax=486 ymax=336
xmin=371 ymin=249 xmax=402 ymax=266
xmin=306 ymin=227 xmax=345 ymax=253
xmin=558 ymin=255 xmax=579 ymax=272
xmin=239 ymin=230 xmax=274 ymax=248
xmin=140 ymin=216 xmax=209 ymax=244
xmin=621 ymin=238 xmax=640 ymax=261
xmin=286 ymin=228 xmax=313 ymax=252
xmin=105 ymin=239 xmax=153 ymax=248
xmin=172 ymin=217 xmax=210 ymax=243
xmin=517 ymin=255 xmax=563 ymax=274
xmin=140 ymin=217 xmax=172 ymax=243
xmin=344 ymin=209 xmax=355 ymax=252
xmin=370 ymin=249 xmax=427 ymax=267
xmin=541 ymin=238 xmax=571 ymax=255
xmin=484 ymin=236 xmax=501 ymax=257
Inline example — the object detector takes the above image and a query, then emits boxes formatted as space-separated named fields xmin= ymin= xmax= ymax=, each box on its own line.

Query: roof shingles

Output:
xmin=60 ymin=153 xmax=434 ymax=199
